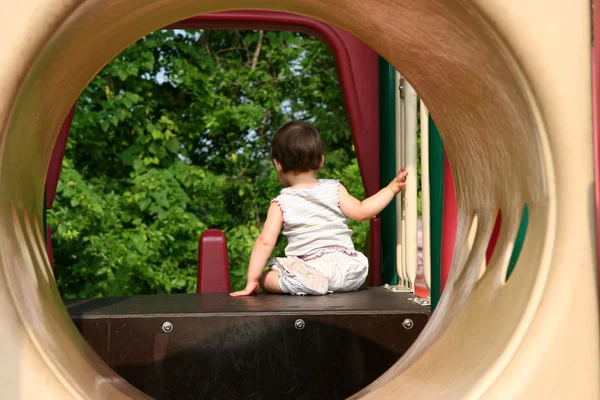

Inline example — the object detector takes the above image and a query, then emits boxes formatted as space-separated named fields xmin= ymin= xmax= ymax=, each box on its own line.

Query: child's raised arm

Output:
xmin=339 ymin=169 xmax=408 ymax=222
xmin=230 ymin=202 xmax=283 ymax=296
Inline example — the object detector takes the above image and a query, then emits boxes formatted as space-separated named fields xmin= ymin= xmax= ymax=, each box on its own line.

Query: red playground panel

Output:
xmin=440 ymin=152 xmax=457 ymax=292
xmin=197 ymin=229 xmax=231 ymax=293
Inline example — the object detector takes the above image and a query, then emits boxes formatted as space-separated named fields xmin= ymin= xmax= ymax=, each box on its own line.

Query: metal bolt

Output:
xmin=162 ymin=321 xmax=173 ymax=333
xmin=402 ymin=318 xmax=414 ymax=330
xmin=399 ymin=78 xmax=405 ymax=98
xmin=294 ymin=319 xmax=305 ymax=330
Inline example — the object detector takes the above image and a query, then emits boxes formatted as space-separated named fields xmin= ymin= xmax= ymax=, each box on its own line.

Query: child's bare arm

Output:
xmin=230 ymin=202 xmax=283 ymax=296
xmin=339 ymin=169 xmax=408 ymax=222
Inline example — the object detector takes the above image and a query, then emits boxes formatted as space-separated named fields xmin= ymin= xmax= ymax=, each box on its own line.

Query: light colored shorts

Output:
xmin=268 ymin=250 xmax=369 ymax=296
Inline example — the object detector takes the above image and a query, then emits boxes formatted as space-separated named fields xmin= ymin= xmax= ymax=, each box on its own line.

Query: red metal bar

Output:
xmin=46 ymin=106 xmax=75 ymax=209
xmin=486 ymin=211 xmax=502 ymax=264
xmin=197 ymin=229 xmax=231 ymax=293
xmin=49 ymin=14 xmax=381 ymax=203
xmin=440 ymin=152 xmax=457 ymax=292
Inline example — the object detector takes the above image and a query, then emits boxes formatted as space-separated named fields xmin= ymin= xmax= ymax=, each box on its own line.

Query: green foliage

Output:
xmin=49 ymin=29 xmax=367 ymax=297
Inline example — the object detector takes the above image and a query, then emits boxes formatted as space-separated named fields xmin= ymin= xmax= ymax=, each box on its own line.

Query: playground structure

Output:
xmin=43 ymin=13 xmax=432 ymax=398
xmin=0 ymin=0 xmax=599 ymax=399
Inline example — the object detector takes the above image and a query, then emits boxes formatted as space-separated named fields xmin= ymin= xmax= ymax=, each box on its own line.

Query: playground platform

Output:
xmin=65 ymin=288 xmax=430 ymax=399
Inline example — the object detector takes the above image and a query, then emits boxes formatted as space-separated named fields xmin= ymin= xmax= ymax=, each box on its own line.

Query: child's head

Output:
xmin=271 ymin=121 xmax=324 ymax=177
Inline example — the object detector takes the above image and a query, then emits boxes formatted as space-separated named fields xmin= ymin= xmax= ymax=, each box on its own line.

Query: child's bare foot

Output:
xmin=280 ymin=257 xmax=329 ymax=295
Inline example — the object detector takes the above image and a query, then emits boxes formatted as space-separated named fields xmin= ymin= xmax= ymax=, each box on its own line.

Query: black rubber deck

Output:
xmin=65 ymin=288 xmax=429 ymax=400
xmin=65 ymin=287 xmax=430 ymax=317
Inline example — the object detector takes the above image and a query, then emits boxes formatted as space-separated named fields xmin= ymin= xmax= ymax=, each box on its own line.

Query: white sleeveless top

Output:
xmin=271 ymin=179 xmax=355 ymax=258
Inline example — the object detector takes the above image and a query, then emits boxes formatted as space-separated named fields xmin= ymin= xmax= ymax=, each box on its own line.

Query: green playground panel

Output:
xmin=379 ymin=57 xmax=398 ymax=286
xmin=428 ymin=117 xmax=444 ymax=310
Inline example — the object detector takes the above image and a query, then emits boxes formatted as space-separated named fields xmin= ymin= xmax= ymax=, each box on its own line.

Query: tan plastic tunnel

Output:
xmin=0 ymin=0 xmax=598 ymax=398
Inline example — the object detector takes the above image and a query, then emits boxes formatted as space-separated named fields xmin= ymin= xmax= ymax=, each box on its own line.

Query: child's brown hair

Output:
xmin=271 ymin=121 xmax=324 ymax=172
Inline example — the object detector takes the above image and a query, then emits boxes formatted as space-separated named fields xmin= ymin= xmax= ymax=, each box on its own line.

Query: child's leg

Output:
xmin=279 ymin=257 xmax=329 ymax=295
xmin=268 ymin=257 xmax=329 ymax=295
xmin=259 ymin=269 xmax=284 ymax=294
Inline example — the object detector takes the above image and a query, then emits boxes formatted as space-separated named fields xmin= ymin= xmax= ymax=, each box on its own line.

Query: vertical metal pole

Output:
xmin=420 ymin=101 xmax=431 ymax=295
